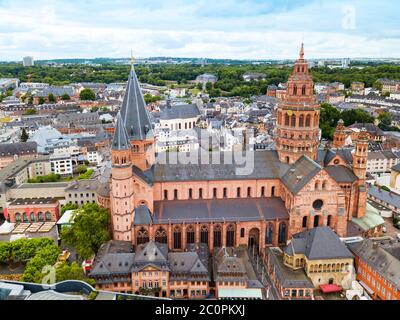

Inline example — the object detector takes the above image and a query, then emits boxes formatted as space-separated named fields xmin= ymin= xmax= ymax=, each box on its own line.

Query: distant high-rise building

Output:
xmin=23 ymin=56 xmax=34 ymax=67
xmin=341 ymin=58 xmax=351 ymax=69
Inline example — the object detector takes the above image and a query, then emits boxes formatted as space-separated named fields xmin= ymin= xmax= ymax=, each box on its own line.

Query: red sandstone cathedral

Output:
xmin=102 ymin=45 xmax=370 ymax=253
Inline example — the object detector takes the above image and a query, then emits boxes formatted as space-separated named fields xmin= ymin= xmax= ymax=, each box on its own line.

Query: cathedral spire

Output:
xmin=299 ymin=43 xmax=304 ymax=60
xmin=120 ymin=58 xmax=153 ymax=141
xmin=112 ymin=112 xmax=130 ymax=150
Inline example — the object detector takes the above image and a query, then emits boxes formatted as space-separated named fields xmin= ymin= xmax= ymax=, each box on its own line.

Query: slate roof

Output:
xmin=133 ymin=204 xmax=153 ymax=225
xmin=112 ymin=112 xmax=130 ymax=150
xmin=281 ymin=156 xmax=322 ymax=194
xmin=132 ymin=241 xmax=169 ymax=271
xmin=120 ymin=66 xmax=153 ymax=141
xmin=325 ymin=165 xmax=358 ymax=184
xmin=90 ymin=241 xmax=134 ymax=277
xmin=284 ymin=227 xmax=353 ymax=260
xmin=0 ymin=142 xmax=37 ymax=157
xmin=152 ymin=197 xmax=289 ymax=224
xmin=317 ymin=148 xmax=353 ymax=167
xmin=159 ymin=104 xmax=200 ymax=120
xmin=348 ymin=239 xmax=400 ymax=289
xmin=368 ymin=184 xmax=400 ymax=209
xmin=154 ymin=150 xmax=290 ymax=183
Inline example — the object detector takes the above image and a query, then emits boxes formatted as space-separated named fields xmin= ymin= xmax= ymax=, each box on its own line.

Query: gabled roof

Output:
xmin=120 ymin=66 xmax=153 ymax=141
xmin=325 ymin=165 xmax=358 ymax=184
xmin=133 ymin=241 xmax=168 ymax=265
xmin=285 ymin=227 xmax=353 ymax=260
xmin=112 ymin=112 xmax=130 ymax=150
xmin=133 ymin=204 xmax=153 ymax=225
xmin=281 ymin=156 xmax=322 ymax=194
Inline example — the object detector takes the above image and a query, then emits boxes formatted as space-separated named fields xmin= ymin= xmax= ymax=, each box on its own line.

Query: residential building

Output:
xmin=348 ymin=239 xmax=400 ymax=300
xmin=351 ymin=82 xmax=365 ymax=95
xmin=0 ymin=142 xmax=38 ymax=170
xmin=65 ymin=179 xmax=98 ymax=206
xmin=368 ymin=184 xmax=400 ymax=216
xmin=50 ymin=154 xmax=73 ymax=176
xmin=367 ymin=151 xmax=399 ymax=174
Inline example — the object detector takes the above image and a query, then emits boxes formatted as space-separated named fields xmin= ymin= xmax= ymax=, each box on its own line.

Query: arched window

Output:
xmin=186 ymin=225 xmax=195 ymax=244
xmin=199 ymin=188 xmax=203 ymax=199
xmin=299 ymin=115 xmax=305 ymax=127
xmin=302 ymin=85 xmax=306 ymax=95
xmin=30 ymin=212 xmax=35 ymax=222
xmin=223 ymin=188 xmax=228 ymax=198
xmin=314 ymin=215 xmax=320 ymax=228
xmin=306 ymin=114 xmax=311 ymax=127
xmin=23 ymin=213 xmax=28 ymax=223
xmin=286 ymin=156 xmax=290 ymax=164
xmin=237 ymin=187 xmax=241 ymax=198
xmin=188 ymin=188 xmax=193 ymax=199
xmin=247 ymin=187 xmax=252 ymax=197
xmin=173 ymin=226 xmax=182 ymax=249
xmin=302 ymin=216 xmax=308 ymax=228
xmin=200 ymin=225 xmax=209 ymax=245
xmin=261 ymin=186 xmax=265 ymax=197
xmin=155 ymin=227 xmax=167 ymax=244
xmin=271 ymin=186 xmax=276 ymax=197
xmin=45 ymin=212 xmax=52 ymax=222
xmin=38 ymin=212 xmax=44 ymax=222
xmin=137 ymin=227 xmax=149 ymax=245
xmin=291 ymin=115 xmax=296 ymax=127
xmin=15 ymin=213 xmax=21 ymax=223
xmin=174 ymin=189 xmax=178 ymax=200
xmin=164 ymin=190 xmax=168 ymax=200
xmin=285 ymin=113 xmax=290 ymax=126
xmin=314 ymin=181 xmax=320 ymax=190
xmin=293 ymin=85 xmax=298 ymax=95
xmin=213 ymin=224 xmax=222 ymax=248
xmin=213 ymin=188 xmax=217 ymax=198
xmin=278 ymin=223 xmax=287 ymax=244
xmin=265 ymin=224 xmax=273 ymax=245
xmin=226 ymin=224 xmax=235 ymax=247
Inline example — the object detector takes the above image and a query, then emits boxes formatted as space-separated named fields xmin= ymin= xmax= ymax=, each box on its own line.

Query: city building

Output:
xmin=265 ymin=227 xmax=354 ymax=300
xmin=195 ymin=74 xmax=218 ymax=85
xmin=368 ymin=184 xmax=400 ymax=216
xmin=50 ymin=154 xmax=73 ymax=176
xmin=367 ymin=151 xmax=399 ymax=175
xmin=0 ymin=142 xmax=38 ymax=170
xmin=65 ymin=179 xmax=98 ymax=206
xmin=348 ymin=239 xmax=400 ymax=300
xmin=4 ymin=197 xmax=60 ymax=223
xmin=22 ymin=56 xmax=34 ymax=67
xmin=350 ymin=82 xmax=365 ymax=95
xmin=90 ymin=240 xmax=211 ymax=298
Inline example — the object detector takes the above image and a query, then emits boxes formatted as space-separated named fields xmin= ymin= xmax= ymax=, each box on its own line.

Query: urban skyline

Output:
xmin=0 ymin=0 xmax=399 ymax=61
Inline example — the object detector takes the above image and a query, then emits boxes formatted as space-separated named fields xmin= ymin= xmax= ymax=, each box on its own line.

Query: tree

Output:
xmin=55 ymin=262 xmax=95 ymax=285
xmin=196 ymin=83 xmax=203 ymax=91
xmin=378 ymin=112 xmax=394 ymax=131
xmin=24 ymin=108 xmax=37 ymax=115
xmin=61 ymin=203 xmax=110 ymax=259
xmin=61 ymin=203 xmax=79 ymax=215
xmin=48 ymin=93 xmax=56 ymax=103
xmin=61 ymin=93 xmax=70 ymax=100
xmin=205 ymin=82 xmax=213 ymax=92
xmin=28 ymin=96 xmax=34 ymax=105
xmin=77 ymin=165 xmax=88 ymax=174
xmin=20 ymin=128 xmax=29 ymax=142
xmin=80 ymin=88 xmax=96 ymax=101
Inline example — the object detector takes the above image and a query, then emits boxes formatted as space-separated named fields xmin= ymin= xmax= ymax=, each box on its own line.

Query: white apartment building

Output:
xmin=50 ymin=154 xmax=73 ymax=176
xmin=367 ymin=151 xmax=399 ymax=175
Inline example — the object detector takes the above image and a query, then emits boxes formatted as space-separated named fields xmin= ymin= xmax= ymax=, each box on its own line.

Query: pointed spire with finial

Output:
xmin=112 ymin=112 xmax=130 ymax=150
xmin=120 ymin=51 xmax=153 ymax=141
xmin=299 ymin=42 xmax=305 ymax=60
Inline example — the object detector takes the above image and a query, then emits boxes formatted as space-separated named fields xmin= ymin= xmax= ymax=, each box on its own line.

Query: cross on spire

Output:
xmin=299 ymin=43 xmax=305 ymax=60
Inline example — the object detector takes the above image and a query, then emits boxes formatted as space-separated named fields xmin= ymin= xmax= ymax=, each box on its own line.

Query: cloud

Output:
xmin=0 ymin=0 xmax=398 ymax=60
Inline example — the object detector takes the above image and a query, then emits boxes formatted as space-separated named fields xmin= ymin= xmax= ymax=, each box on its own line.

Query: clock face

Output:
xmin=287 ymin=110 xmax=293 ymax=117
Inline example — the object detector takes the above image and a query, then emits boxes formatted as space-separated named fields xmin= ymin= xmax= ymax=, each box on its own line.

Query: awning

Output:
xmin=320 ymin=284 xmax=342 ymax=293
xmin=218 ymin=288 xmax=263 ymax=300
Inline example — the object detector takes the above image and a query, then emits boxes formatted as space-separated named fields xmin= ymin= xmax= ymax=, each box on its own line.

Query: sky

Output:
xmin=0 ymin=0 xmax=399 ymax=61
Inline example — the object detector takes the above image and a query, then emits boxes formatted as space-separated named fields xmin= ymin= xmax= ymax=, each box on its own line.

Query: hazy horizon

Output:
xmin=0 ymin=0 xmax=399 ymax=61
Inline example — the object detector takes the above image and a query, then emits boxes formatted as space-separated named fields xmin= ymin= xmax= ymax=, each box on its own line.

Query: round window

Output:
xmin=334 ymin=159 xmax=340 ymax=165
xmin=313 ymin=200 xmax=324 ymax=211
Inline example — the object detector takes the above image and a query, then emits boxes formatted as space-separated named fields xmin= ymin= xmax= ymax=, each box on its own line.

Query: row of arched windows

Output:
xmin=309 ymin=263 xmax=350 ymax=273
xmin=14 ymin=212 xmax=52 ymax=223
xmin=302 ymin=215 xmax=334 ymax=228
xmin=292 ymin=84 xmax=307 ymax=96
xmin=137 ymin=222 xmax=288 ymax=249
xmin=163 ymin=186 xmax=276 ymax=200
xmin=284 ymin=114 xmax=314 ymax=128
